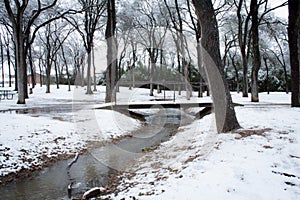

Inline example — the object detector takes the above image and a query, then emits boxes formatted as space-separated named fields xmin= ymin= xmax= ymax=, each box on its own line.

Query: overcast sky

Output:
xmin=270 ymin=0 xmax=288 ymax=19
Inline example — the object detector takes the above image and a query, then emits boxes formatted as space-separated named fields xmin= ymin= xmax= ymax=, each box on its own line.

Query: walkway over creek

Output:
xmin=97 ymin=102 xmax=213 ymax=110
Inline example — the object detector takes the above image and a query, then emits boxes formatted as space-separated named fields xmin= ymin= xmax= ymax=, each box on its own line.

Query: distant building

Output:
xmin=27 ymin=73 xmax=47 ymax=85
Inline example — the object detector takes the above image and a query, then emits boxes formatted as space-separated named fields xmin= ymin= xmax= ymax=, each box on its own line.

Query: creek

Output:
xmin=0 ymin=108 xmax=193 ymax=199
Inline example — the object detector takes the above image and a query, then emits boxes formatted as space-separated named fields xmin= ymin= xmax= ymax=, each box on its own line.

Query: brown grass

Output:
xmin=234 ymin=128 xmax=272 ymax=139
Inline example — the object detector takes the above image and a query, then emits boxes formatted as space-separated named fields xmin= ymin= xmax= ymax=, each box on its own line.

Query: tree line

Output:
xmin=0 ymin=0 xmax=299 ymax=130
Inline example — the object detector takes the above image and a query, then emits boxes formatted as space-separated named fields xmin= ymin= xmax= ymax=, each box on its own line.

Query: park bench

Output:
xmin=0 ymin=89 xmax=16 ymax=100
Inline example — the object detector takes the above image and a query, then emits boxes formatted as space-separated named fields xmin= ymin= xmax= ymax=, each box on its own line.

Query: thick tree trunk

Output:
xmin=288 ymin=0 xmax=300 ymax=107
xmin=192 ymin=0 xmax=240 ymax=132
xmin=250 ymin=0 xmax=261 ymax=102
xmin=105 ymin=38 xmax=118 ymax=102
xmin=14 ymin=32 xmax=26 ymax=104
xmin=105 ymin=0 xmax=117 ymax=102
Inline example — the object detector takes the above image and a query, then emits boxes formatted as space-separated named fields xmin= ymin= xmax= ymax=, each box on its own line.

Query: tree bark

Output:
xmin=45 ymin=50 xmax=51 ymax=94
xmin=250 ymin=0 xmax=261 ymax=102
xmin=105 ymin=0 xmax=117 ymax=102
xmin=28 ymin=47 xmax=36 ymax=89
xmin=288 ymin=0 xmax=300 ymax=107
xmin=86 ymin=49 xmax=93 ymax=94
xmin=192 ymin=0 xmax=240 ymax=132
xmin=14 ymin=31 xmax=26 ymax=104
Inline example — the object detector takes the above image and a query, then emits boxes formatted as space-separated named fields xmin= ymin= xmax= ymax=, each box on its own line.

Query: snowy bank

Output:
xmin=0 ymin=85 xmax=141 ymax=179
xmin=107 ymin=92 xmax=300 ymax=199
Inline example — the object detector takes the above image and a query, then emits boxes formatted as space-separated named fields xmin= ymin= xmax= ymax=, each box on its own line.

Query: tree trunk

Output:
xmin=250 ymin=0 xmax=261 ymax=102
xmin=28 ymin=47 xmax=36 ymax=89
xmin=54 ymin=58 xmax=60 ymax=89
xmin=288 ymin=0 xmax=300 ymax=107
xmin=7 ymin=45 xmax=12 ymax=87
xmin=192 ymin=0 xmax=240 ymax=132
xmin=61 ymin=45 xmax=71 ymax=91
xmin=237 ymin=0 xmax=250 ymax=98
xmin=38 ymin=55 xmax=43 ymax=87
xmin=86 ymin=49 xmax=93 ymax=94
xmin=105 ymin=0 xmax=117 ymax=102
xmin=242 ymin=60 xmax=248 ymax=97
xmin=177 ymin=50 xmax=182 ymax=95
xmin=14 ymin=32 xmax=26 ymax=104
xmin=197 ymin=41 xmax=204 ymax=97
xmin=105 ymin=37 xmax=118 ymax=101
xmin=92 ymin=44 xmax=97 ymax=92
xmin=263 ymin=57 xmax=270 ymax=94
xmin=274 ymin=36 xmax=289 ymax=94
xmin=81 ymin=58 xmax=85 ymax=87
xmin=231 ymin=53 xmax=240 ymax=93
xmin=149 ymin=56 xmax=155 ymax=96
xmin=0 ymin=39 xmax=4 ymax=87
xmin=46 ymin=58 xmax=51 ymax=94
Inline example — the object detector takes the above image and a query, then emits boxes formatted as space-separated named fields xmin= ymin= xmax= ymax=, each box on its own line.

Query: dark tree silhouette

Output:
xmin=288 ymin=0 xmax=300 ymax=107
xmin=105 ymin=0 xmax=117 ymax=102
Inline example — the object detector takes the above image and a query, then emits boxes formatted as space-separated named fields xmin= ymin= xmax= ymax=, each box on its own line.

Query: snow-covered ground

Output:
xmin=106 ymin=92 xmax=300 ymax=199
xmin=1 ymin=85 xmax=299 ymax=200
xmin=0 ymin=85 xmax=142 ymax=177
xmin=0 ymin=84 xmax=206 ymax=178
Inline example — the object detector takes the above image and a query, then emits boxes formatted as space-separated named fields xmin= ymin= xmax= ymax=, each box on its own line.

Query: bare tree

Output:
xmin=164 ymin=0 xmax=192 ymax=99
xmin=234 ymin=0 xmax=251 ymax=97
xmin=192 ymin=0 xmax=240 ymax=132
xmin=133 ymin=1 xmax=168 ymax=97
xmin=3 ymin=0 xmax=73 ymax=104
xmin=38 ymin=20 xmax=72 ymax=93
xmin=67 ymin=0 xmax=106 ymax=95
xmin=2 ymin=28 xmax=13 ymax=88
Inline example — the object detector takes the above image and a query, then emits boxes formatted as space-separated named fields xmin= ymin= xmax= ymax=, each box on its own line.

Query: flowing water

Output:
xmin=0 ymin=108 xmax=193 ymax=199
